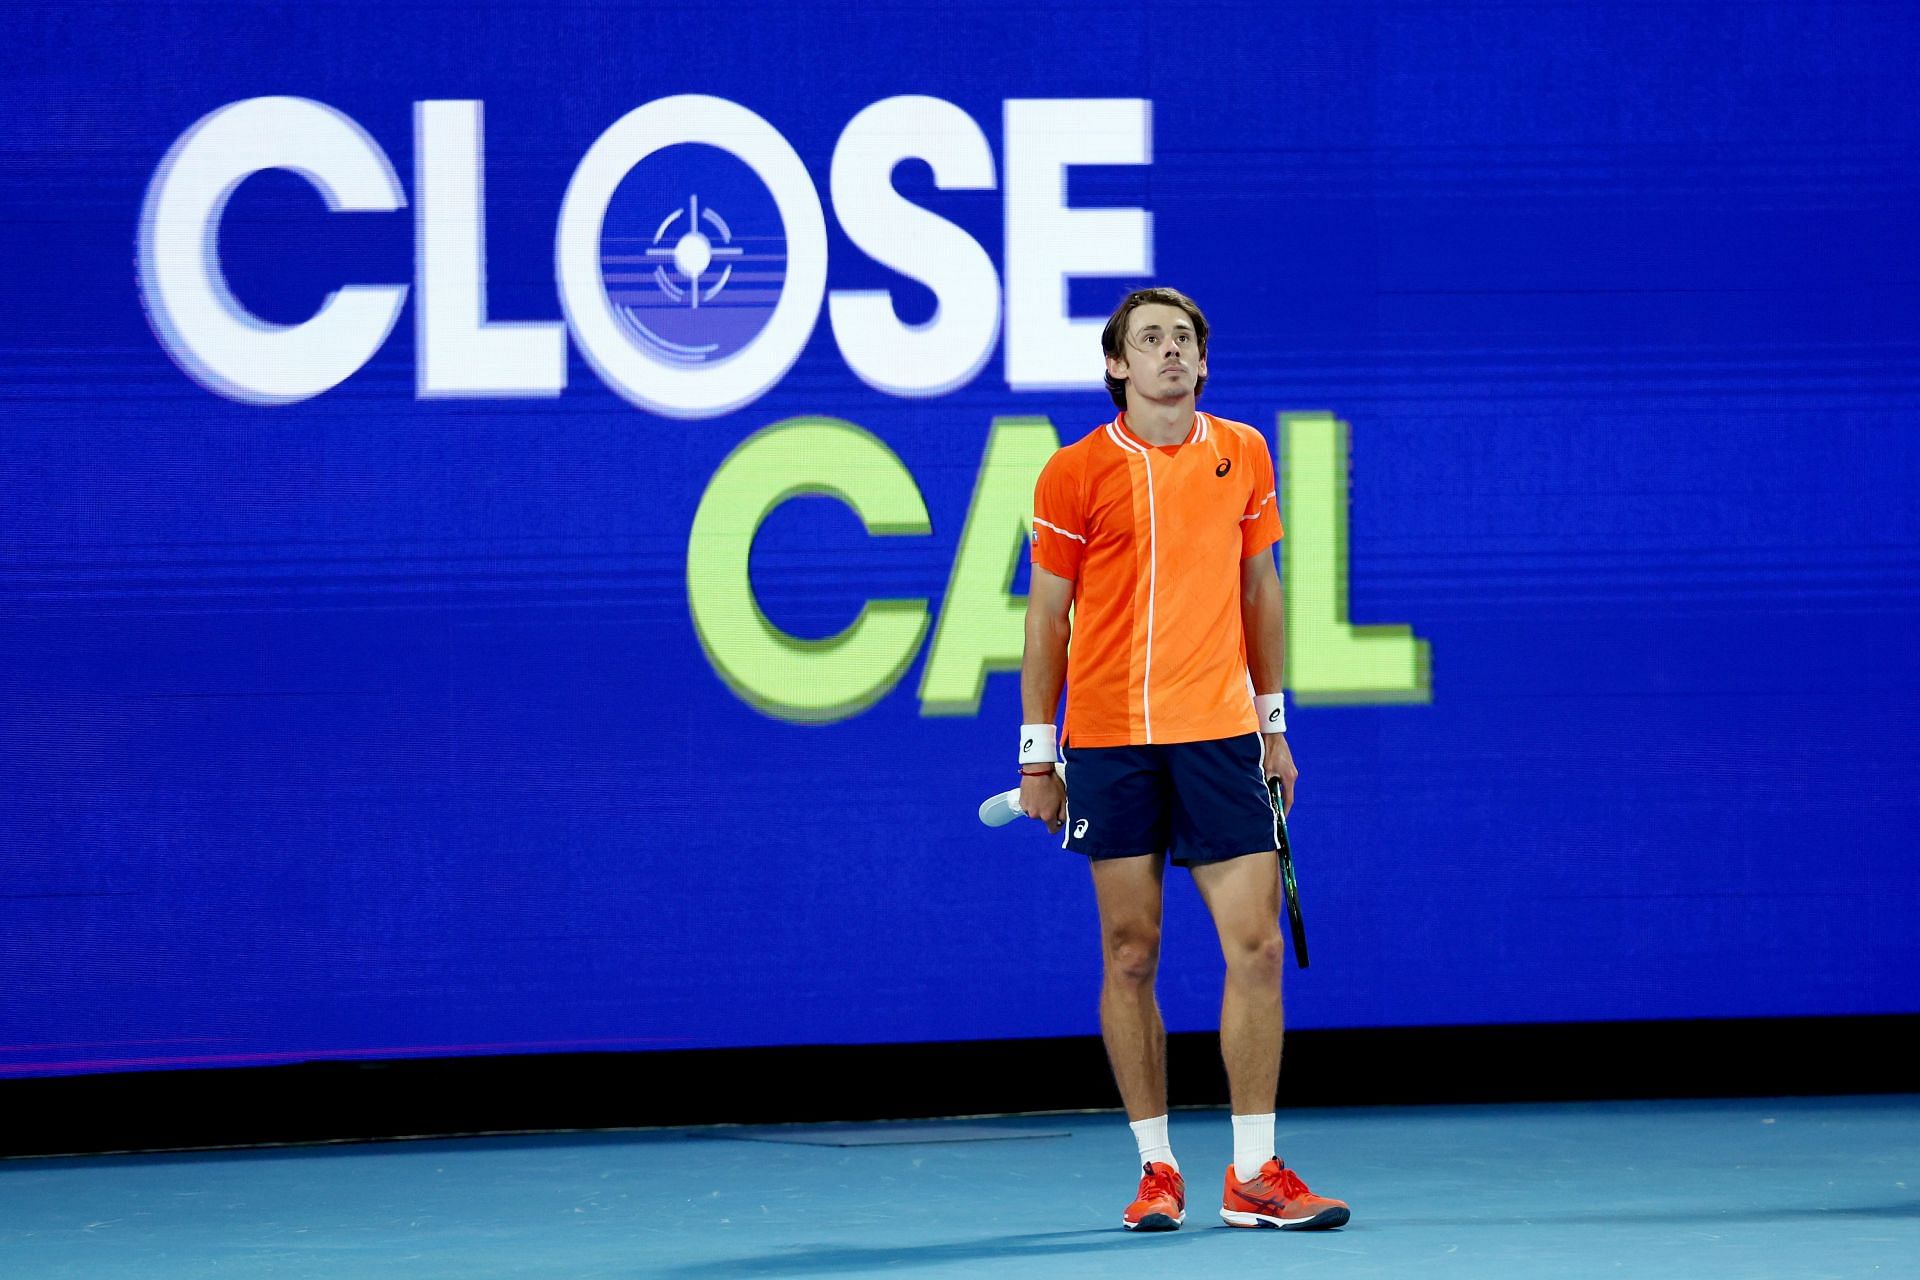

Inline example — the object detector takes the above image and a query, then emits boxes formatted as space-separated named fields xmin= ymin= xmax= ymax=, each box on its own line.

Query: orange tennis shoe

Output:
xmin=1220 ymin=1158 xmax=1350 ymax=1229
xmin=1122 ymin=1161 xmax=1186 ymax=1230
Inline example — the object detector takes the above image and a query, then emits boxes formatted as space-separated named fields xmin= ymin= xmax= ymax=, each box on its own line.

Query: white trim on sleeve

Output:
xmin=1032 ymin=516 xmax=1086 ymax=544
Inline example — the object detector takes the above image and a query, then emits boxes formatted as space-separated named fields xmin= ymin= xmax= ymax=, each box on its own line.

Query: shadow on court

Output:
xmin=648 ymin=1227 xmax=1211 ymax=1277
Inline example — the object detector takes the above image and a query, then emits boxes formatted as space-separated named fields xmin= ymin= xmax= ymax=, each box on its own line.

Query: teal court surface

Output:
xmin=3 ymin=1095 xmax=1915 ymax=1278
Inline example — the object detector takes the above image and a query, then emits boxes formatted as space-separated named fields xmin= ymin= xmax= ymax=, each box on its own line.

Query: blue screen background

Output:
xmin=3 ymin=1 xmax=1917 ymax=1078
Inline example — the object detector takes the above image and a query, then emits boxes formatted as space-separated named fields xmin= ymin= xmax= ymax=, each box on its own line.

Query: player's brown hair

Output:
xmin=1101 ymin=286 xmax=1210 ymax=410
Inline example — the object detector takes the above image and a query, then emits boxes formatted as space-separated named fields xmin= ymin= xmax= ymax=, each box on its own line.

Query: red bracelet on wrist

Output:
xmin=1019 ymin=767 xmax=1055 ymax=777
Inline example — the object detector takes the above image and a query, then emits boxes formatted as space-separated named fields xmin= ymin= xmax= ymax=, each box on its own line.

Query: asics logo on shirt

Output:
xmin=1216 ymin=459 xmax=1232 ymax=477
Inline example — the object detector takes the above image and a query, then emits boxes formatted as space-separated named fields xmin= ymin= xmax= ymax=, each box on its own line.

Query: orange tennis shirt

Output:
xmin=1030 ymin=411 xmax=1283 ymax=748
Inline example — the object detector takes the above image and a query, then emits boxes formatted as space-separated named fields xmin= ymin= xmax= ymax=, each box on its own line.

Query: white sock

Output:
xmin=1232 ymin=1112 xmax=1276 ymax=1181
xmin=1130 ymin=1114 xmax=1177 ymax=1172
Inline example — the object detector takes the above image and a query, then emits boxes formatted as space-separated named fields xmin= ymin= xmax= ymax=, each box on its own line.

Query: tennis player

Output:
xmin=1018 ymin=287 xmax=1350 ymax=1232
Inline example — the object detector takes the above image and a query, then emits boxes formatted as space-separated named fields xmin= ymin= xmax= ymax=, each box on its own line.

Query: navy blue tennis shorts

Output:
xmin=1060 ymin=732 xmax=1278 ymax=867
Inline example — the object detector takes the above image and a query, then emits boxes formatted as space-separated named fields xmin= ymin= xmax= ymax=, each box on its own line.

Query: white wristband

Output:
xmin=1019 ymin=723 xmax=1058 ymax=764
xmin=1255 ymin=693 xmax=1287 ymax=733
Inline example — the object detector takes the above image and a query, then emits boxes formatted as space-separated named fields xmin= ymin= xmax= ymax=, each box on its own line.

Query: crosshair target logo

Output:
xmin=598 ymin=145 xmax=785 ymax=366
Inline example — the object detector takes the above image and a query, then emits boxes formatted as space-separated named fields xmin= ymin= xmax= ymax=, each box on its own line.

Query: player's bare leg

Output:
xmin=1090 ymin=853 xmax=1169 ymax=1121
xmin=1188 ymin=848 xmax=1345 ymax=1228
xmin=1093 ymin=854 xmax=1190 ymax=1231
xmin=1189 ymin=851 xmax=1284 ymax=1113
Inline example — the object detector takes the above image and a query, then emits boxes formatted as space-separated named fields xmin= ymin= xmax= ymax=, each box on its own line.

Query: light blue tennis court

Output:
xmin=4 ymin=1095 xmax=1914 ymax=1278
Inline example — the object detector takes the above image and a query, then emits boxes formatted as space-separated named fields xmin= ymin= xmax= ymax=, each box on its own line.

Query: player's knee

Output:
xmin=1104 ymin=925 xmax=1161 ymax=986
xmin=1226 ymin=928 xmax=1285 ymax=981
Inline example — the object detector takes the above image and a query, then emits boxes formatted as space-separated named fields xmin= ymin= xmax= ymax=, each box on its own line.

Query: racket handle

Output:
xmin=978 ymin=787 xmax=1026 ymax=827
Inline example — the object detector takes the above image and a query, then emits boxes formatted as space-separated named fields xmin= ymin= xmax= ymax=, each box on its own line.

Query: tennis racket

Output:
xmin=1267 ymin=777 xmax=1309 ymax=969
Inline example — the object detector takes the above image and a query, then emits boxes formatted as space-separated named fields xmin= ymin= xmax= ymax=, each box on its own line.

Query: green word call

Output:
xmin=686 ymin=413 xmax=1431 ymax=724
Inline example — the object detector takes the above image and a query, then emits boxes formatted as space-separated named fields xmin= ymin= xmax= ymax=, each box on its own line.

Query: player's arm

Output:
xmin=1241 ymin=549 xmax=1298 ymax=814
xmin=1019 ymin=565 xmax=1073 ymax=832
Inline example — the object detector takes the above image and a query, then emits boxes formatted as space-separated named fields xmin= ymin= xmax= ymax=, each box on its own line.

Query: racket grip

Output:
xmin=977 ymin=787 xmax=1026 ymax=827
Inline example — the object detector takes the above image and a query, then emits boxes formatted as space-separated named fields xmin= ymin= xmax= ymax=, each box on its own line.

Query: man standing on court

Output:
xmin=1018 ymin=287 xmax=1351 ymax=1232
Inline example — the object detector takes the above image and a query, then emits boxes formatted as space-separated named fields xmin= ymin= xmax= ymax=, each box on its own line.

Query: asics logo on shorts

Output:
xmin=1074 ymin=819 xmax=1089 ymax=838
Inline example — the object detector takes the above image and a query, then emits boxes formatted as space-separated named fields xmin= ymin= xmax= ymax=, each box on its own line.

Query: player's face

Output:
xmin=1107 ymin=303 xmax=1207 ymax=406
